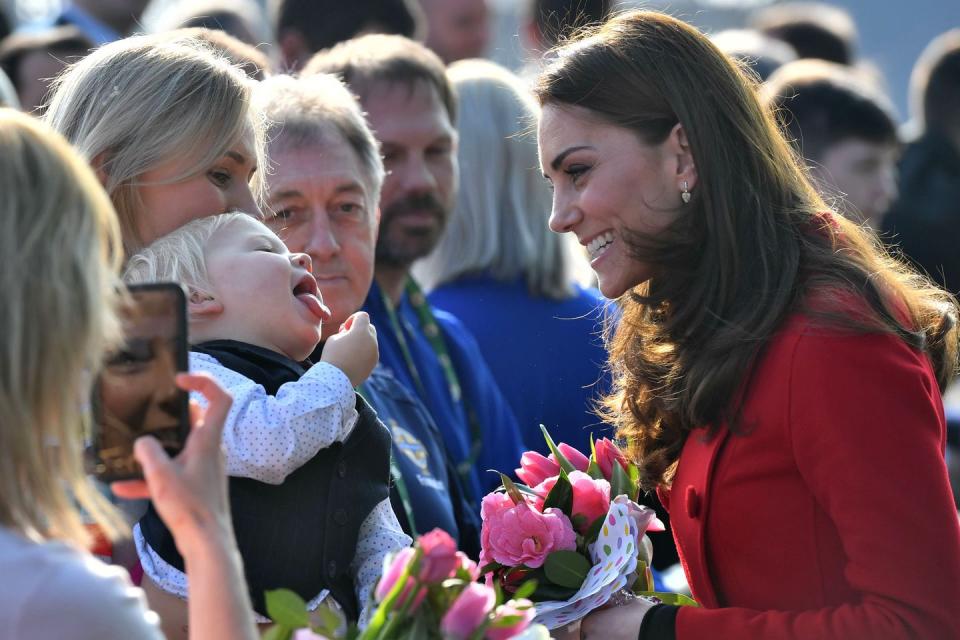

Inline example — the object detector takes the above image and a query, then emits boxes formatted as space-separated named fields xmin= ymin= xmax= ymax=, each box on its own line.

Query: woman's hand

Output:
xmin=580 ymin=596 xmax=657 ymax=640
xmin=111 ymin=372 xmax=233 ymax=553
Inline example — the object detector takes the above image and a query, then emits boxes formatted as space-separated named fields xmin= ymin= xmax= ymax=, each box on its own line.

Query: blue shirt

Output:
xmin=364 ymin=280 xmax=525 ymax=506
xmin=429 ymin=275 xmax=614 ymax=455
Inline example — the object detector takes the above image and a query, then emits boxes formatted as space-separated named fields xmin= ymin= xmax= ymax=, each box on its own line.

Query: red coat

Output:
xmin=662 ymin=311 xmax=960 ymax=639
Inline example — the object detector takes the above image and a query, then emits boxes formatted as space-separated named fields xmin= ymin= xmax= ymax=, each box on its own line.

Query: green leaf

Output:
xmin=610 ymin=458 xmax=636 ymax=501
xmin=499 ymin=473 xmax=526 ymax=505
xmin=265 ymin=589 xmax=310 ymax=629
xmin=543 ymin=550 xmax=591 ymax=589
xmin=530 ymin=580 xmax=579 ymax=601
xmin=540 ymin=424 xmax=576 ymax=473
xmin=635 ymin=591 xmax=700 ymax=607
xmin=586 ymin=459 xmax=605 ymax=480
xmin=582 ymin=514 xmax=606 ymax=543
xmin=542 ymin=468 xmax=573 ymax=514
xmin=261 ymin=625 xmax=293 ymax=640
xmin=512 ymin=578 xmax=539 ymax=601
xmin=313 ymin=603 xmax=345 ymax=636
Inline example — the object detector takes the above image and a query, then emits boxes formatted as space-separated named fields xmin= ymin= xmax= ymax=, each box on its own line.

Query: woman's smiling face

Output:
xmin=538 ymin=103 xmax=684 ymax=299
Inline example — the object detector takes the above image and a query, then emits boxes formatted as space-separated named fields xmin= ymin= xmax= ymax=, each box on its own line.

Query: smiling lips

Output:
xmin=293 ymin=273 xmax=330 ymax=322
xmin=586 ymin=231 xmax=615 ymax=260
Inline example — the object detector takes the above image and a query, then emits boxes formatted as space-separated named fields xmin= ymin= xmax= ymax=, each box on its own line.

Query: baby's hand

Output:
xmin=321 ymin=311 xmax=378 ymax=387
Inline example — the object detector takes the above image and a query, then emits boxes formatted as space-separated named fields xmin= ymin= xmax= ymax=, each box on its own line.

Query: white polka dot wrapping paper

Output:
xmin=531 ymin=501 xmax=646 ymax=629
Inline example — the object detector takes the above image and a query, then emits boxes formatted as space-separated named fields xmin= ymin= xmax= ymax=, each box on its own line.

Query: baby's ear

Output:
xmin=187 ymin=288 xmax=223 ymax=320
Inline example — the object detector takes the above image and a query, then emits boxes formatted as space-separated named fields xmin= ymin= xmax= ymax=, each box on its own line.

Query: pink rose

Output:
xmin=418 ymin=528 xmax=459 ymax=583
xmin=534 ymin=471 xmax=611 ymax=534
xmin=441 ymin=583 xmax=496 ymax=639
xmin=480 ymin=492 xmax=576 ymax=568
xmin=374 ymin=547 xmax=426 ymax=611
xmin=594 ymin=438 xmax=630 ymax=480
xmin=515 ymin=451 xmax=559 ymax=487
xmin=485 ymin=598 xmax=535 ymax=640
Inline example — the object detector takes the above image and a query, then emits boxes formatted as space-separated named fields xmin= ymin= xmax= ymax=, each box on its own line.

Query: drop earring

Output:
xmin=681 ymin=180 xmax=691 ymax=204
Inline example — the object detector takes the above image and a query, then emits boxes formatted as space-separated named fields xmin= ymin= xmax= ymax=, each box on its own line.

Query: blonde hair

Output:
xmin=124 ymin=212 xmax=250 ymax=293
xmin=43 ymin=33 xmax=267 ymax=254
xmin=414 ymin=59 xmax=588 ymax=299
xmin=0 ymin=108 xmax=126 ymax=547
xmin=254 ymin=73 xmax=385 ymax=209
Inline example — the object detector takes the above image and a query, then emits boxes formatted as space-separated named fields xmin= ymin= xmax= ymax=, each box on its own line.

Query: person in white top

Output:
xmin=123 ymin=213 xmax=410 ymax=632
xmin=0 ymin=109 xmax=257 ymax=639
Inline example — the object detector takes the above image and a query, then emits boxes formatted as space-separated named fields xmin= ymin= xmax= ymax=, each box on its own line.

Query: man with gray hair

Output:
xmin=253 ymin=72 xmax=483 ymax=554
xmin=303 ymin=35 xmax=526 ymax=509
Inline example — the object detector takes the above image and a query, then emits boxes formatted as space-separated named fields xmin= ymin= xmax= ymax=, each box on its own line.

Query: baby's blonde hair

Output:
xmin=124 ymin=212 xmax=251 ymax=294
xmin=43 ymin=33 xmax=266 ymax=253
xmin=0 ymin=108 xmax=126 ymax=547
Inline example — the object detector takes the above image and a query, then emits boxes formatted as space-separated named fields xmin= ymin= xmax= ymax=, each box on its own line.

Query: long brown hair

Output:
xmin=534 ymin=10 xmax=959 ymax=490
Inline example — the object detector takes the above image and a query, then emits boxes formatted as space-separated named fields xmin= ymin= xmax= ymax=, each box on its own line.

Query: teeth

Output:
xmin=586 ymin=232 xmax=615 ymax=259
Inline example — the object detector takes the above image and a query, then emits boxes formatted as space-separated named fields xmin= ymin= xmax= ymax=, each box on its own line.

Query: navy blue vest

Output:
xmin=139 ymin=340 xmax=391 ymax=620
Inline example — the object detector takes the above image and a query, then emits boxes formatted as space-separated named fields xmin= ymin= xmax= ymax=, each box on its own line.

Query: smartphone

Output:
xmin=88 ymin=283 xmax=190 ymax=482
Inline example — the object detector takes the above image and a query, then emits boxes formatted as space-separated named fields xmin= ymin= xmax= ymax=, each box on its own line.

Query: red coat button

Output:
xmin=685 ymin=485 xmax=701 ymax=519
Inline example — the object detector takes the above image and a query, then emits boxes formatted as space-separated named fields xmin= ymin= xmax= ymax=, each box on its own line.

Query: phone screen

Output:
xmin=89 ymin=283 xmax=190 ymax=482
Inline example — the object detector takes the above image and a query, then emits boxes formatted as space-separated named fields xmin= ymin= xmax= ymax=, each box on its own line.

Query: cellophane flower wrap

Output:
xmin=480 ymin=427 xmax=694 ymax=629
xmin=261 ymin=528 xmax=550 ymax=640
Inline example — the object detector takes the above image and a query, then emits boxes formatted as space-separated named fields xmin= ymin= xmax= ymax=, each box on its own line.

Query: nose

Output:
xmin=228 ymin=181 xmax=261 ymax=217
xmin=291 ymin=252 xmax=312 ymax=273
xmin=548 ymin=190 xmax=580 ymax=235
xmin=304 ymin=210 xmax=340 ymax=263
xmin=395 ymin=154 xmax=437 ymax=196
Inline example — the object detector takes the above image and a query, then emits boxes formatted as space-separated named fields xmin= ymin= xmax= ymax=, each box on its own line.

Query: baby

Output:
xmin=123 ymin=212 xmax=409 ymax=629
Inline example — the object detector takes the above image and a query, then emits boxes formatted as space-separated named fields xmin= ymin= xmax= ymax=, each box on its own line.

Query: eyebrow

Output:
xmin=270 ymin=181 xmax=367 ymax=202
xmin=225 ymin=150 xmax=248 ymax=165
xmin=550 ymin=145 xmax=593 ymax=171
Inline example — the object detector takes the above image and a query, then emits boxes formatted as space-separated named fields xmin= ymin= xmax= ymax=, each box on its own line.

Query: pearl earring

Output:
xmin=681 ymin=180 xmax=691 ymax=204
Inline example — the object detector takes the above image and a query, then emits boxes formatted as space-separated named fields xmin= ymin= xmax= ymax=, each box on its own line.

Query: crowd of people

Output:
xmin=0 ymin=0 xmax=959 ymax=639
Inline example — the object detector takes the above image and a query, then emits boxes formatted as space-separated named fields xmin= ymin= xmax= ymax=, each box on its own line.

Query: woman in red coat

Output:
xmin=536 ymin=10 xmax=960 ymax=640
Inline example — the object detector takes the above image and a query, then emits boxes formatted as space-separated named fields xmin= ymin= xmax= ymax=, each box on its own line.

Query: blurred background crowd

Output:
xmin=1 ymin=0 xmax=959 ymax=595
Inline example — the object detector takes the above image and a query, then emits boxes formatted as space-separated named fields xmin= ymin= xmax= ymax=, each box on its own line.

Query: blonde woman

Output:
xmin=43 ymin=32 xmax=266 ymax=255
xmin=0 ymin=109 xmax=257 ymax=639
xmin=413 ymin=59 xmax=610 ymax=455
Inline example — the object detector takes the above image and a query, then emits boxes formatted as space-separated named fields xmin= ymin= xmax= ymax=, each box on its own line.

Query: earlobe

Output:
xmin=187 ymin=289 xmax=224 ymax=320
xmin=671 ymin=123 xmax=698 ymax=191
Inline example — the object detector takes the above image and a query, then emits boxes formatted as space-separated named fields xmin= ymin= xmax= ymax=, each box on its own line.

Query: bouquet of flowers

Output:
xmin=479 ymin=427 xmax=694 ymax=629
xmin=262 ymin=528 xmax=550 ymax=640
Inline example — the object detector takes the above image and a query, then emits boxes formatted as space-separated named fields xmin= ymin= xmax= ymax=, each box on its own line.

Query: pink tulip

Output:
xmin=418 ymin=528 xmax=459 ymax=583
xmin=374 ymin=547 xmax=426 ymax=612
xmin=480 ymin=492 xmax=576 ymax=568
xmin=594 ymin=438 xmax=630 ymax=480
xmin=515 ymin=451 xmax=560 ymax=487
xmin=534 ymin=471 xmax=611 ymax=534
xmin=441 ymin=583 xmax=496 ymax=639
xmin=556 ymin=443 xmax=590 ymax=471
xmin=485 ymin=599 xmax=535 ymax=640
xmin=375 ymin=547 xmax=414 ymax=602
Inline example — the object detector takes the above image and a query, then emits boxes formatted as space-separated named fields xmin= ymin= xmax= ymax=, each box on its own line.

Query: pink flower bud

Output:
xmin=594 ymin=438 xmax=630 ymax=480
xmin=456 ymin=550 xmax=480 ymax=582
xmin=515 ymin=451 xmax=560 ymax=487
xmin=555 ymin=443 xmax=590 ymax=471
xmin=418 ymin=528 xmax=459 ymax=583
xmin=441 ymin=583 xmax=496 ymax=639
xmin=374 ymin=547 xmax=426 ymax=612
xmin=485 ymin=598 xmax=535 ymax=640
xmin=534 ymin=471 xmax=611 ymax=534
xmin=293 ymin=630 xmax=331 ymax=640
